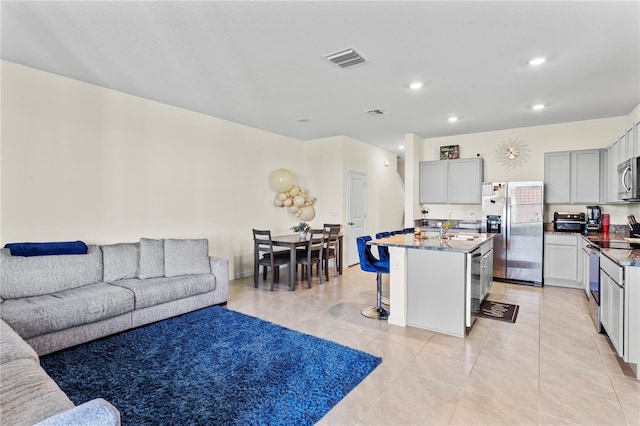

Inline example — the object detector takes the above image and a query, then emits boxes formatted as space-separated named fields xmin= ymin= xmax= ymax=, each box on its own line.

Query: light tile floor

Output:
xmin=227 ymin=265 xmax=640 ymax=425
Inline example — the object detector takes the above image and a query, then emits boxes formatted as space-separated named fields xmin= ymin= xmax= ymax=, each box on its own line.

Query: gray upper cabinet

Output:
xmin=544 ymin=152 xmax=571 ymax=203
xmin=625 ymin=126 xmax=634 ymax=161
xmin=419 ymin=158 xmax=484 ymax=204
xmin=604 ymin=140 xmax=623 ymax=203
xmin=634 ymin=121 xmax=640 ymax=158
xmin=544 ymin=149 xmax=601 ymax=204
xmin=571 ymin=150 xmax=601 ymax=203
xmin=419 ymin=160 xmax=448 ymax=203
xmin=449 ymin=158 xmax=483 ymax=204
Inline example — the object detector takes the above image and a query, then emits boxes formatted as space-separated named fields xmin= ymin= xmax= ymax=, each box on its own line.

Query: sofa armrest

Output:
xmin=34 ymin=398 xmax=120 ymax=426
xmin=209 ymin=256 xmax=229 ymax=303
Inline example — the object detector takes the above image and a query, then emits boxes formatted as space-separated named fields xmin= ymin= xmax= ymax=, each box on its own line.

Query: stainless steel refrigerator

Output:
xmin=481 ymin=181 xmax=544 ymax=286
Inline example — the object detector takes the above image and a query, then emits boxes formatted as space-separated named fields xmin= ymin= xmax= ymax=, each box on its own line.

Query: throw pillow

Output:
xmin=101 ymin=243 xmax=139 ymax=282
xmin=139 ymin=238 xmax=164 ymax=279
xmin=164 ymin=239 xmax=210 ymax=277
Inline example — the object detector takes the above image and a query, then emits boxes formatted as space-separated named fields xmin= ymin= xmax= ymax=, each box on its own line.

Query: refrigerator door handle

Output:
xmin=504 ymin=196 xmax=509 ymax=250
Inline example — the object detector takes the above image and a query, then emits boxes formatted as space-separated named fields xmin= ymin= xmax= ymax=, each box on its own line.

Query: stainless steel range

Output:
xmin=585 ymin=237 xmax=636 ymax=333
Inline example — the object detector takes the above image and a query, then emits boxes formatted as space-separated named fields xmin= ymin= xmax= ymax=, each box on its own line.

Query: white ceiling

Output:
xmin=2 ymin=1 xmax=639 ymax=155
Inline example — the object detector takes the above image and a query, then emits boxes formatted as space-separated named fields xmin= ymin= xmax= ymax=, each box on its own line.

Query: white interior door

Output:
xmin=347 ymin=171 xmax=367 ymax=266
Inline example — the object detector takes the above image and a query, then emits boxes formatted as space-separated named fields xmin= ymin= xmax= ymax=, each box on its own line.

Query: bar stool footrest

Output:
xmin=361 ymin=306 xmax=389 ymax=320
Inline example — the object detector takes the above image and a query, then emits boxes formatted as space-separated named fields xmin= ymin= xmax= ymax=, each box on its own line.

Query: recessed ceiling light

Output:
xmin=529 ymin=57 xmax=546 ymax=66
xmin=448 ymin=116 xmax=459 ymax=122
xmin=409 ymin=82 xmax=423 ymax=90
xmin=532 ymin=104 xmax=545 ymax=110
xmin=398 ymin=145 xmax=405 ymax=149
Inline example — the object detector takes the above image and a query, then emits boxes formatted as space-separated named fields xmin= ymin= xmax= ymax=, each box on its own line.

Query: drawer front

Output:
xmin=601 ymin=253 xmax=623 ymax=285
xmin=545 ymin=233 xmax=578 ymax=245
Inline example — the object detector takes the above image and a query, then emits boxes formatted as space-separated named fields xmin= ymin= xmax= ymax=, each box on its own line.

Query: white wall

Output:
xmin=304 ymin=135 xmax=405 ymax=265
xmin=342 ymin=136 xmax=405 ymax=237
xmin=1 ymin=61 xmax=305 ymax=279
xmin=302 ymin=136 xmax=345 ymax=227
xmin=413 ymin=115 xmax=639 ymax=224
xmin=1 ymin=61 xmax=405 ymax=277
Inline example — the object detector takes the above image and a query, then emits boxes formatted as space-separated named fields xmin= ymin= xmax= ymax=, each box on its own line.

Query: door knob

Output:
xmin=348 ymin=222 xmax=355 ymax=226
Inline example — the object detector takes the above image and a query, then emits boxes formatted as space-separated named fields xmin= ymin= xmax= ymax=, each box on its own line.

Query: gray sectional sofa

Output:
xmin=0 ymin=238 xmax=229 ymax=425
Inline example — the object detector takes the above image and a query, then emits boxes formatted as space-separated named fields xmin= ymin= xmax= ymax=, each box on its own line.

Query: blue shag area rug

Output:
xmin=40 ymin=306 xmax=381 ymax=425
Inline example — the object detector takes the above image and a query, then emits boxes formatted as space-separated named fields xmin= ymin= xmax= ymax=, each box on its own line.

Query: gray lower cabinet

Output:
xmin=600 ymin=254 xmax=624 ymax=357
xmin=419 ymin=158 xmax=483 ymax=204
xmin=407 ymin=249 xmax=466 ymax=337
xmin=544 ymin=149 xmax=601 ymax=204
xmin=544 ymin=234 xmax=580 ymax=288
xmin=406 ymin=240 xmax=492 ymax=338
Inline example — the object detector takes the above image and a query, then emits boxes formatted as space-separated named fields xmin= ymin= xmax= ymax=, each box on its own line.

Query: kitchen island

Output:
xmin=369 ymin=232 xmax=495 ymax=338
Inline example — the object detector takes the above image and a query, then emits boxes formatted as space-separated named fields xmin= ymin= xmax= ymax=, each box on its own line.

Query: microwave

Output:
xmin=618 ymin=156 xmax=640 ymax=201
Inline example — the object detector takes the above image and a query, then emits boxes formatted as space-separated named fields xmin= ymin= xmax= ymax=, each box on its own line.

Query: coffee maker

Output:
xmin=586 ymin=205 xmax=602 ymax=231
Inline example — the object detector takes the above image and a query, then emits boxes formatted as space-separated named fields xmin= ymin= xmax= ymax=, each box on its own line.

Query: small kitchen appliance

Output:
xmin=617 ymin=156 xmax=640 ymax=201
xmin=586 ymin=205 xmax=602 ymax=232
xmin=553 ymin=212 xmax=586 ymax=232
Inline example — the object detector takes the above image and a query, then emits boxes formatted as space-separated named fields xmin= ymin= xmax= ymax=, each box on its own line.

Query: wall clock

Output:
xmin=495 ymin=138 xmax=529 ymax=169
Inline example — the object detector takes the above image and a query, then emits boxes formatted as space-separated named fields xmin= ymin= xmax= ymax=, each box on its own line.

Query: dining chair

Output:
xmin=323 ymin=223 xmax=341 ymax=229
xmin=322 ymin=226 xmax=341 ymax=280
xmin=252 ymin=229 xmax=291 ymax=291
xmin=296 ymin=228 xmax=324 ymax=288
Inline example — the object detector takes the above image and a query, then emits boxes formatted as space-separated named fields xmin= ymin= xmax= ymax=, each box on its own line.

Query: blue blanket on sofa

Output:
xmin=4 ymin=241 xmax=88 ymax=257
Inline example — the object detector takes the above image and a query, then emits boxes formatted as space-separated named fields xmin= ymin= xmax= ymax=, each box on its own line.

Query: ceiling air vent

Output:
xmin=323 ymin=47 xmax=368 ymax=69
xmin=364 ymin=108 xmax=388 ymax=116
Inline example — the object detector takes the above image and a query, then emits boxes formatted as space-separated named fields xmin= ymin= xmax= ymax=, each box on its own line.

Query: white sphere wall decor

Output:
xmin=269 ymin=169 xmax=294 ymax=192
xmin=269 ymin=169 xmax=316 ymax=220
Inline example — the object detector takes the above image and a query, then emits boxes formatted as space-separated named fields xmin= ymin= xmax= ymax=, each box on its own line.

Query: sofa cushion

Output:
xmin=0 ymin=358 xmax=74 ymax=425
xmin=102 ymin=243 xmax=139 ymax=282
xmin=0 ymin=245 xmax=103 ymax=299
xmin=164 ymin=239 xmax=210 ymax=277
xmin=139 ymin=238 xmax=164 ymax=279
xmin=111 ymin=274 xmax=215 ymax=310
xmin=0 ymin=283 xmax=134 ymax=339
xmin=0 ymin=320 xmax=39 ymax=364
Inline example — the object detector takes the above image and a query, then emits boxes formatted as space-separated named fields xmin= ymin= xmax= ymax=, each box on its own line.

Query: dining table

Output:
xmin=270 ymin=233 xmax=344 ymax=290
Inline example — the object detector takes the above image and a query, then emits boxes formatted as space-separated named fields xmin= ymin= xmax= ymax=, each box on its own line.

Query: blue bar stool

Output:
xmin=374 ymin=233 xmax=391 ymax=306
xmin=374 ymin=232 xmax=390 ymax=262
xmin=357 ymin=236 xmax=390 ymax=320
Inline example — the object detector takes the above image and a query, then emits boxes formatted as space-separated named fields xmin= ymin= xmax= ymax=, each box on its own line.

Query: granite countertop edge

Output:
xmin=370 ymin=234 xmax=495 ymax=254
xmin=545 ymin=230 xmax=640 ymax=267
